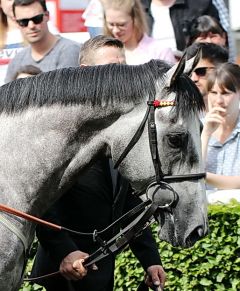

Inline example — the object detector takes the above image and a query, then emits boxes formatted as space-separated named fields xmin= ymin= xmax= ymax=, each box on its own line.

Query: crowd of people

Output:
xmin=0 ymin=0 xmax=240 ymax=290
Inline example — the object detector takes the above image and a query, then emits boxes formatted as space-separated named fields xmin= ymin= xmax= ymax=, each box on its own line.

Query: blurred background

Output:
xmin=46 ymin=0 xmax=240 ymax=63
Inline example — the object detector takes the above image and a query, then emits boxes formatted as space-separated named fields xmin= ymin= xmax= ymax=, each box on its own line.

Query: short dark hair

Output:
xmin=13 ymin=0 xmax=47 ymax=16
xmin=13 ymin=65 xmax=42 ymax=80
xmin=79 ymin=35 xmax=124 ymax=65
xmin=185 ymin=42 xmax=228 ymax=65
xmin=187 ymin=15 xmax=228 ymax=47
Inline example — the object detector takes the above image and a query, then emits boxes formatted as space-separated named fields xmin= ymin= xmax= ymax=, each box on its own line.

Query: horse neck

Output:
xmin=0 ymin=104 xmax=129 ymax=217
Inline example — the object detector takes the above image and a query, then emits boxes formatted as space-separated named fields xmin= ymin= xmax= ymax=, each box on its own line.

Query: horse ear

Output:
xmin=165 ymin=52 xmax=186 ymax=87
xmin=184 ymin=48 xmax=202 ymax=76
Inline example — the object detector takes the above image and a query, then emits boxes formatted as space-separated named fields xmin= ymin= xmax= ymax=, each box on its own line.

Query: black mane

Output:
xmin=0 ymin=59 xmax=204 ymax=116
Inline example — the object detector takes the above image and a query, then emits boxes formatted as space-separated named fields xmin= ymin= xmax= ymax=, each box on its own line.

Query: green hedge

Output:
xmin=114 ymin=201 xmax=240 ymax=291
xmin=20 ymin=201 xmax=240 ymax=291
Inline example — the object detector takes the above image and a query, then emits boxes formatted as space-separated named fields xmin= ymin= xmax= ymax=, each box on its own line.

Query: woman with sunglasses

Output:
xmin=101 ymin=0 xmax=176 ymax=65
xmin=201 ymin=62 xmax=240 ymax=192
xmin=0 ymin=0 xmax=24 ymax=85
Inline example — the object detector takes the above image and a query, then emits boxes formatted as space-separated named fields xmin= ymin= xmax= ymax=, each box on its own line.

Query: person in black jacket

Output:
xmin=30 ymin=35 xmax=166 ymax=291
xmin=141 ymin=0 xmax=220 ymax=52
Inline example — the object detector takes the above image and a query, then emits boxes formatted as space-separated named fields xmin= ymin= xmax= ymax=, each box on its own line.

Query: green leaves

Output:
xmin=19 ymin=282 xmax=45 ymax=291
xmin=114 ymin=201 xmax=240 ymax=290
xmin=20 ymin=201 xmax=240 ymax=290
xmin=200 ymin=278 xmax=212 ymax=286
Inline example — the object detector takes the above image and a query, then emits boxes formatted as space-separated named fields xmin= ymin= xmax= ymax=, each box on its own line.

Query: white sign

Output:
xmin=60 ymin=0 xmax=89 ymax=10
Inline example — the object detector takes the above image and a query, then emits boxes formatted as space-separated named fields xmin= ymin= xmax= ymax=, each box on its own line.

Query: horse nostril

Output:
xmin=185 ymin=226 xmax=206 ymax=247
xmin=197 ymin=226 xmax=204 ymax=238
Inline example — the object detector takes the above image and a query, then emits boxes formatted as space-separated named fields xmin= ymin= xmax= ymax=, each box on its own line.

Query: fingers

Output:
xmin=60 ymin=260 xmax=86 ymax=281
xmin=206 ymin=115 xmax=223 ymax=125
xmin=208 ymin=106 xmax=226 ymax=118
xmin=59 ymin=251 xmax=89 ymax=281
xmin=202 ymin=106 xmax=226 ymax=136
xmin=207 ymin=107 xmax=225 ymax=119
xmin=72 ymin=259 xmax=88 ymax=279
xmin=145 ymin=265 xmax=166 ymax=290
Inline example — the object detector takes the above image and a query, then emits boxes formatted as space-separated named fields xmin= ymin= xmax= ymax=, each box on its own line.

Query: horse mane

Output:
xmin=168 ymin=74 xmax=204 ymax=119
xmin=0 ymin=59 xmax=204 ymax=116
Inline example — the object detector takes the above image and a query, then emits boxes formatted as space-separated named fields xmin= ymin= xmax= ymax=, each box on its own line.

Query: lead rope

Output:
xmin=24 ymin=271 xmax=60 ymax=282
xmin=0 ymin=200 xmax=153 ymax=282
xmin=25 ymin=201 xmax=157 ymax=282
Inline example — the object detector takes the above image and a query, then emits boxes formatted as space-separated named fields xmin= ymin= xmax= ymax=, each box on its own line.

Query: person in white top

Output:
xmin=82 ymin=0 xmax=103 ymax=37
xmin=150 ymin=0 xmax=176 ymax=50
xmin=102 ymin=0 xmax=176 ymax=65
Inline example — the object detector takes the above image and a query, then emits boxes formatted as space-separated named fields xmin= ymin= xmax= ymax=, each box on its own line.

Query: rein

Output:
xmin=0 ymin=199 xmax=150 ymax=238
xmin=0 ymin=198 xmax=157 ymax=281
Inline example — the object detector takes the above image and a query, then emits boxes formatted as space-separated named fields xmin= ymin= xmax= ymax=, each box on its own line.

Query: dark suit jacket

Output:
xmin=31 ymin=158 xmax=161 ymax=291
xmin=141 ymin=0 xmax=219 ymax=51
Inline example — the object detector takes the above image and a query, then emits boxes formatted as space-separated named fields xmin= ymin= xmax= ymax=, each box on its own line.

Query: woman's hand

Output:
xmin=202 ymin=106 xmax=225 ymax=137
xmin=201 ymin=106 xmax=226 ymax=163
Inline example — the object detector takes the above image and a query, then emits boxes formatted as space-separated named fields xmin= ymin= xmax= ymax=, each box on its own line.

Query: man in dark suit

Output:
xmin=30 ymin=36 xmax=166 ymax=291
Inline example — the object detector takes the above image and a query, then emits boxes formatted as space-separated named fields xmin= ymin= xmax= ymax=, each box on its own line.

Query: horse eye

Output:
xmin=167 ymin=133 xmax=188 ymax=148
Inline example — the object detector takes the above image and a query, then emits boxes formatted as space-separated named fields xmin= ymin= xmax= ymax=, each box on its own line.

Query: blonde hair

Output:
xmin=102 ymin=0 xmax=148 ymax=42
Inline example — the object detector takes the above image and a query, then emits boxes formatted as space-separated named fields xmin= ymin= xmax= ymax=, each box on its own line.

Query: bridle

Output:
xmin=0 ymin=97 xmax=206 ymax=283
xmin=114 ymin=98 xmax=206 ymax=185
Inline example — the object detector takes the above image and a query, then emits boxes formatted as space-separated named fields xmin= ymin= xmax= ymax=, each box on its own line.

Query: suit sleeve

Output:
xmin=122 ymin=189 xmax=162 ymax=271
xmin=36 ymin=200 xmax=79 ymax=267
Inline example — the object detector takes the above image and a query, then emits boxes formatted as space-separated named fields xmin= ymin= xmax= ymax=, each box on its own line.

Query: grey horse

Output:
xmin=0 ymin=57 xmax=207 ymax=290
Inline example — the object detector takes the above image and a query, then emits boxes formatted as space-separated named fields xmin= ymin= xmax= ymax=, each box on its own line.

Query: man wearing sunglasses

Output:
xmin=5 ymin=0 xmax=81 ymax=83
xmin=186 ymin=42 xmax=228 ymax=111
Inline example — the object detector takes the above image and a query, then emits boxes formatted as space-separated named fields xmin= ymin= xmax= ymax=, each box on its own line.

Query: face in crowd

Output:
xmin=105 ymin=8 xmax=134 ymax=45
xmin=195 ymin=31 xmax=226 ymax=47
xmin=207 ymin=64 xmax=240 ymax=119
xmin=14 ymin=1 xmax=49 ymax=44
xmin=191 ymin=58 xmax=215 ymax=108
xmin=89 ymin=45 xmax=126 ymax=65
xmin=208 ymin=81 xmax=240 ymax=119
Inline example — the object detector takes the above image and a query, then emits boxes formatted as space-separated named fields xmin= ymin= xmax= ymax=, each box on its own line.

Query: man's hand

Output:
xmin=145 ymin=265 xmax=166 ymax=290
xmin=59 ymin=250 xmax=93 ymax=281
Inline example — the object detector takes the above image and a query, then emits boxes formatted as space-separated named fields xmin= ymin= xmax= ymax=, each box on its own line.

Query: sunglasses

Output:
xmin=193 ymin=67 xmax=214 ymax=77
xmin=16 ymin=13 xmax=45 ymax=27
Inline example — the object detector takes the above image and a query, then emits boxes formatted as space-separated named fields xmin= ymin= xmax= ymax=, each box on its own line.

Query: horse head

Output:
xmin=110 ymin=55 xmax=207 ymax=248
